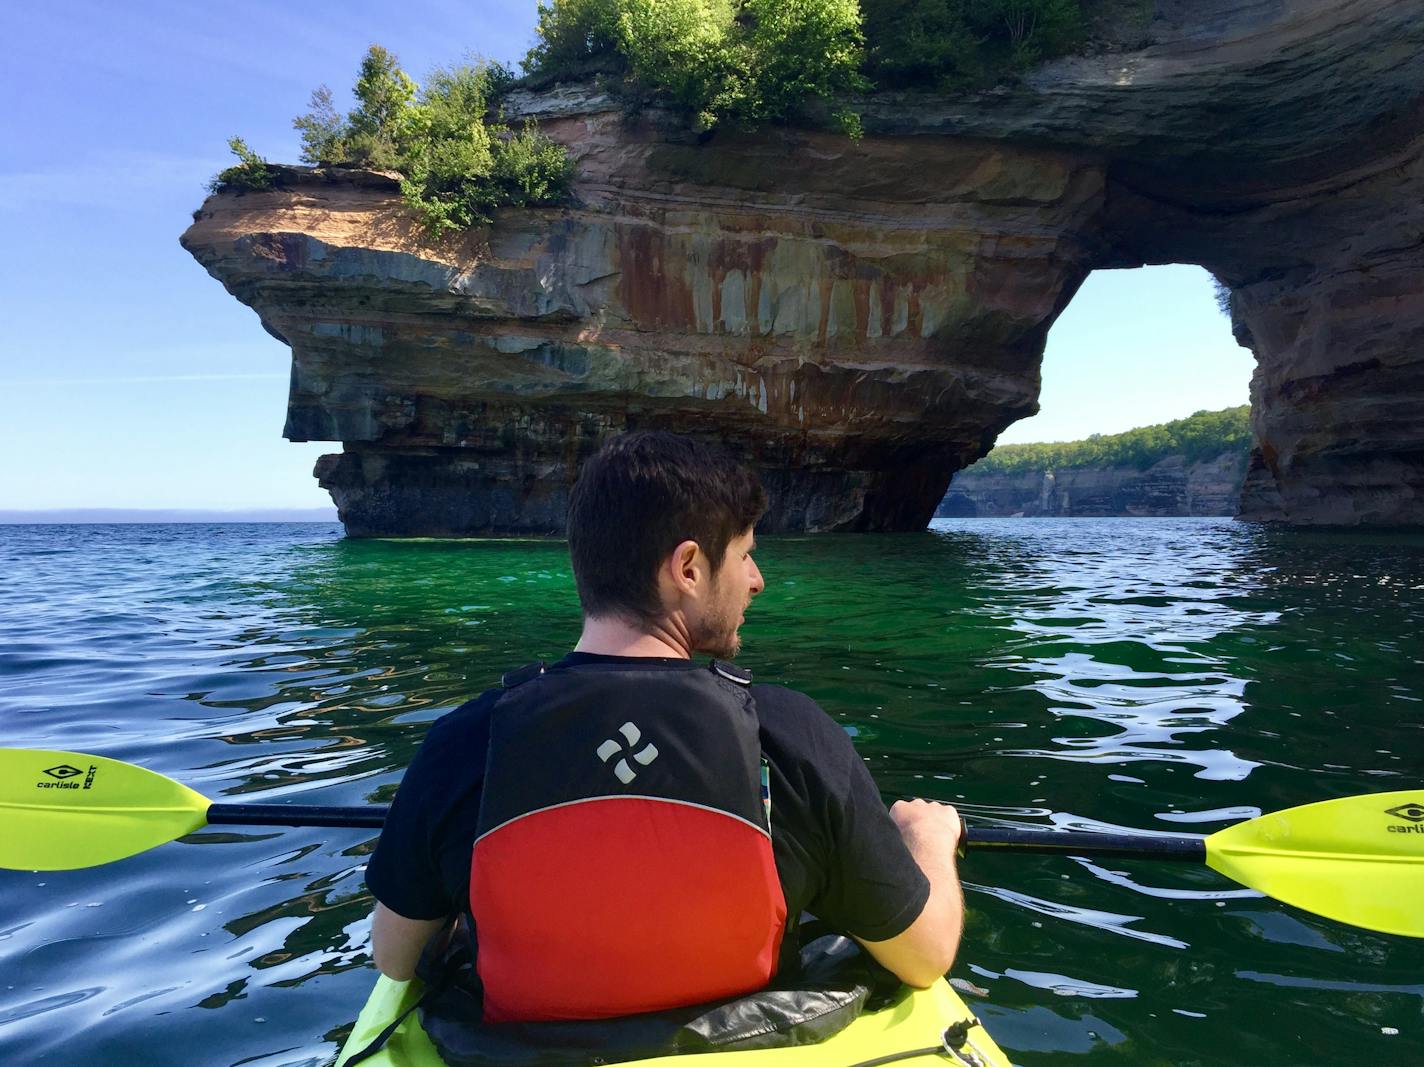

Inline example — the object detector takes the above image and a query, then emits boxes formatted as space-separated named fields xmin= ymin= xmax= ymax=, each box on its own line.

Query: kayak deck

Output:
xmin=337 ymin=974 xmax=1010 ymax=1067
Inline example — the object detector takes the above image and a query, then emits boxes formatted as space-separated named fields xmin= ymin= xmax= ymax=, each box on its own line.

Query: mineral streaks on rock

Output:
xmin=860 ymin=0 xmax=1424 ymax=526
xmin=1104 ymin=124 xmax=1424 ymax=526
xmin=182 ymin=127 xmax=1104 ymax=535
xmin=1236 ymin=256 xmax=1424 ymax=525
xmin=1219 ymin=123 xmax=1424 ymax=525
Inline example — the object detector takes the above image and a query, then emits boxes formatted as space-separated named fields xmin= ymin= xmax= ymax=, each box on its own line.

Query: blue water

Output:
xmin=1 ymin=519 xmax=1421 ymax=1065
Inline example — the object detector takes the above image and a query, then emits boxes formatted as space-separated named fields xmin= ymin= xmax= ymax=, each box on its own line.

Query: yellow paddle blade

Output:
xmin=0 ymin=749 xmax=211 ymax=871
xmin=1205 ymin=790 xmax=1424 ymax=938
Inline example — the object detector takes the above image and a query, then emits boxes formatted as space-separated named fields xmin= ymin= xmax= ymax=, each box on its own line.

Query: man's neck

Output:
xmin=574 ymin=613 xmax=693 ymax=659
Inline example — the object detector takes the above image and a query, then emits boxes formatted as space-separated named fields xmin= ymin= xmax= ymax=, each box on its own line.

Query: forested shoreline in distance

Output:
xmin=940 ymin=407 xmax=1252 ymax=518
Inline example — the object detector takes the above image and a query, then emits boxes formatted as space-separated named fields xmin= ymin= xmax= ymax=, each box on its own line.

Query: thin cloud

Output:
xmin=6 ymin=373 xmax=288 ymax=387
xmin=0 ymin=151 xmax=222 ymax=212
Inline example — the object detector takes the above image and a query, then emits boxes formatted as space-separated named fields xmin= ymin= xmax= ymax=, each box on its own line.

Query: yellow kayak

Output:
xmin=336 ymin=973 xmax=1010 ymax=1067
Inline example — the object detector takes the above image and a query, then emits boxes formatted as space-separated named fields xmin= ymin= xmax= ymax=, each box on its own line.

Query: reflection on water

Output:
xmin=1 ymin=518 xmax=1422 ymax=1065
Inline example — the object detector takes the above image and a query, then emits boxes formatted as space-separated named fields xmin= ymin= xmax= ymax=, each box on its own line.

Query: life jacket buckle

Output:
xmin=710 ymin=659 xmax=753 ymax=685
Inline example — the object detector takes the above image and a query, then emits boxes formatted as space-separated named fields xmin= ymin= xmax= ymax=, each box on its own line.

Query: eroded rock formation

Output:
xmin=182 ymin=0 xmax=1424 ymax=533
xmin=183 ymin=136 xmax=1101 ymax=534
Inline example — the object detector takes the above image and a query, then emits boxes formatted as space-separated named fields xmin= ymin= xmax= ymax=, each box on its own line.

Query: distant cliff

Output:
xmin=939 ymin=451 xmax=1248 ymax=517
xmin=939 ymin=407 xmax=1251 ymax=517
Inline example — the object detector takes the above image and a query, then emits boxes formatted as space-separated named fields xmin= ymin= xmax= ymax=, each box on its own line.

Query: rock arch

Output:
xmin=182 ymin=0 xmax=1424 ymax=533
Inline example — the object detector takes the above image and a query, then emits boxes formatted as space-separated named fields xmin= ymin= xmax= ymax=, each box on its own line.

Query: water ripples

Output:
xmin=2 ymin=519 xmax=1423 ymax=1065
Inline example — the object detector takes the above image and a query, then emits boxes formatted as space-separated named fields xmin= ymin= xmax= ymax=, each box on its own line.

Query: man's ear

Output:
xmin=667 ymin=539 xmax=703 ymax=598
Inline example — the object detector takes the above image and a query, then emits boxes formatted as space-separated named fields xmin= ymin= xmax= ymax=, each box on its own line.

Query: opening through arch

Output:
xmin=941 ymin=265 xmax=1255 ymax=519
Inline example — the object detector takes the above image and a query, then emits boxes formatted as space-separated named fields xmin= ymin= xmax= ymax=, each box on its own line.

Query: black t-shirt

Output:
xmin=366 ymin=654 xmax=929 ymax=944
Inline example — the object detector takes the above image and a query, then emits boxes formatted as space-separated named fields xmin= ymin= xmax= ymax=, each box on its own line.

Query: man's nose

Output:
xmin=749 ymin=559 xmax=764 ymax=595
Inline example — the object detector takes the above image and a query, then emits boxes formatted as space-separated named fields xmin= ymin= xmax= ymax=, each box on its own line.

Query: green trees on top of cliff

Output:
xmin=528 ymin=0 xmax=868 ymax=133
xmin=211 ymin=46 xmax=574 ymax=237
xmin=292 ymin=46 xmax=426 ymax=171
xmin=526 ymin=0 xmax=1096 ymax=126
xmin=299 ymin=47 xmax=572 ymax=235
xmin=209 ymin=1 xmax=1108 ymax=234
xmin=971 ymin=405 xmax=1253 ymax=474
xmin=860 ymin=0 xmax=1089 ymax=90
xmin=208 ymin=137 xmax=274 ymax=194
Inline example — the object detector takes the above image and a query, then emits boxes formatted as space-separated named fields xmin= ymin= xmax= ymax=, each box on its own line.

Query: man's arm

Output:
xmin=365 ymin=694 xmax=502 ymax=981
xmin=856 ymin=799 xmax=964 ymax=988
xmin=371 ymin=902 xmax=452 ymax=981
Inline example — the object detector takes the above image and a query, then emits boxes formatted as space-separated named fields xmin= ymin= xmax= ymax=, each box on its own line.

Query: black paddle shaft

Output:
xmin=965 ymin=827 xmax=1207 ymax=861
xmin=206 ymin=802 xmax=1207 ymax=860
xmin=208 ymin=802 xmax=391 ymax=829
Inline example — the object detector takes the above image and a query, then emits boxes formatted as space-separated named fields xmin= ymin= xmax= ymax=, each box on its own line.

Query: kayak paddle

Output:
xmin=0 ymin=748 xmax=383 ymax=870
xmin=2 ymin=747 xmax=1420 ymax=938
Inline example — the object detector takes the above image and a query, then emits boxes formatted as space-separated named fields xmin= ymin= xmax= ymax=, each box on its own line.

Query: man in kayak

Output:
xmin=364 ymin=431 xmax=965 ymax=1020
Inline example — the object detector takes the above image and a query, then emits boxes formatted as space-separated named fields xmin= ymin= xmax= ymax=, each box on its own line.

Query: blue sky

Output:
xmin=0 ymin=2 xmax=1252 ymax=510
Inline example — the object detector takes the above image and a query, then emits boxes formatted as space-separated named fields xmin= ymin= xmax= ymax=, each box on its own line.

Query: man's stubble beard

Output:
xmin=691 ymin=579 xmax=745 ymax=659
xmin=696 ymin=625 xmax=741 ymax=660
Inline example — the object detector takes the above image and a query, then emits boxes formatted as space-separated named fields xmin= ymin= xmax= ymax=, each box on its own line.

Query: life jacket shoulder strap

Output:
xmin=500 ymin=661 xmax=546 ymax=689
xmin=507 ymin=659 xmax=748 ymax=688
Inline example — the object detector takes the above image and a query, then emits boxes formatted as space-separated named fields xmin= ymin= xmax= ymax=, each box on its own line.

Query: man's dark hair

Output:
xmin=567 ymin=431 xmax=767 ymax=622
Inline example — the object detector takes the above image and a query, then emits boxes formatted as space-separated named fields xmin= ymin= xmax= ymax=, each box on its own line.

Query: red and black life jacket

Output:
xmin=470 ymin=660 xmax=787 ymax=1023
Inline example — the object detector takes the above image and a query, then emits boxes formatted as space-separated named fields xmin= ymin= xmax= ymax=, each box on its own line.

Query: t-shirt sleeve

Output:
xmin=816 ymin=744 xmax=931 ymax=941
xmin=365 ymin=724 xmax=457 ymax=920
xmin=365 ymin=694 xmax=496 ymax=920
xmin=778 ymin=695 xmax=930 ymax=942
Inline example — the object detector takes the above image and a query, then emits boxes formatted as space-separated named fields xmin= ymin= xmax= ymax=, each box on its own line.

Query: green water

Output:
xmin=0 ymin=518 xmax=1421 ymax=1065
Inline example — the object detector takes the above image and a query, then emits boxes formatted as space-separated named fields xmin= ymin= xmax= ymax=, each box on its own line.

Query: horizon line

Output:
xmin=0 ymin=507 xmax=339 ymax=524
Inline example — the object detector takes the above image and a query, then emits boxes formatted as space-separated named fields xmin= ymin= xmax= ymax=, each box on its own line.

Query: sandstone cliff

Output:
xmin=939 ymin=451 xmax=1248 ymax=518
xmin=182 ymin=0 xmax=1424 ymax=534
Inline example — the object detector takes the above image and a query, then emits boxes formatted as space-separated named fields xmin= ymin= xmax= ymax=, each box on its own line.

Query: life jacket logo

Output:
xmin=37 ymin=763 xmax=96 ymax=790
xmin=1385 ymin=802 xmax=1424 ymax=833
xmin=596 ymin=722 xmax=659 ymax=785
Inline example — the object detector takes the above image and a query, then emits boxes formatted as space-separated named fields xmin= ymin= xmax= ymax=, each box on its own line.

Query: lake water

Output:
xmin=1 ymin=518 xmax=1421 ymax=1065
